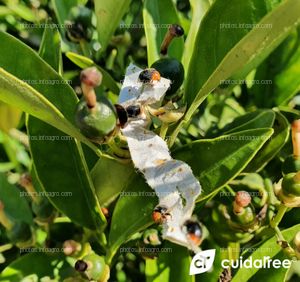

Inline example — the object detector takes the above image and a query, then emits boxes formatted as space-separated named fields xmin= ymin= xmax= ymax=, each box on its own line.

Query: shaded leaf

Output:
xmin=145 ymin=242 xmax=192 ymax=282
xmin=66 ymin=51 xmax=120 ymax=94
xmin=95 ymin=0 xmax=131 ymax=51
xmin=143 ymin=0 xmax=184 ymax=66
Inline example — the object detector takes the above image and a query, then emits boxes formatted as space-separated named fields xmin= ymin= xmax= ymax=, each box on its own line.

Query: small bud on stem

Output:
xmin=0 ymin=201 xmax=13 ymax=230
xmin=19 ymin=173 xmax=38 ymax=203
xmin=233 ymin=191 xmax=251 ymax=213
xmin=80 ymin=67 xmax=102 ymax=109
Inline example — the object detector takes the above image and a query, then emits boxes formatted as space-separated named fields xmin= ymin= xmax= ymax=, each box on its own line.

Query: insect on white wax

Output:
xmin=119 ymin=64 xmax=202 ymax=251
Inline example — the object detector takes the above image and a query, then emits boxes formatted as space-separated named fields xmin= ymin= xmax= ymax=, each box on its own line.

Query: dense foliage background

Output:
xmin=0 ymin=0 xmax=300 ymax=281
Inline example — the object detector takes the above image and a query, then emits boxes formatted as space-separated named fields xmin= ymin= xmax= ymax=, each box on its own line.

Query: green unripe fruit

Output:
xmin=7 ymin=221 xmax=31 ymax=244
xmin=32 ymin=198 xmax=54 ymax=220
xmin=76 ymin=253 xmax=109 ymax=281
xmin=282 ymin=155 xmax=300 ymax=175
xmin=151 ymin=58 xmax=184 ymax=98
xmin=232 ymin=206 xmax=255 ymax=225
xmin=69 ymin=5 xmax=92 ymax=28
xmin=75 ymin=97 xmax=117 ymax=142
xmin=282 ymin=172 xmax=300 ymax=197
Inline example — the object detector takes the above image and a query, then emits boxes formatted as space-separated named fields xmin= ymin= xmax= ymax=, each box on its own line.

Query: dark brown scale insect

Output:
xmin=183 ymin=219 xmax=202 ymax=246
xmin=152 ymin=205 xmax=171 ymax=224
xmin=138 ymin=68 xmax=161 ymax=84
xmin=75 ymin=260 xmax=88 ymax=272
xmin=126 ymin=105 xmax=141 ymax=118
xmin=114 ymin=104 xmax=128 ymax=128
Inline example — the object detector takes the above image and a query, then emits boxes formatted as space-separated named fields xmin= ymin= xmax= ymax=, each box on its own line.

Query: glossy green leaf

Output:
xmin=0 ymin=173 xmax=33 ymax=225
xmin=169 ymin=0 xmax=300 ymax=147
xmin=173 ymin=128 xmax=274 ymax=195
xmin=185 ymin=0 xmax=268 ymax=105
xmin=0 ymin=102 xmax=22 ymax=132
xmin=0 ymin=31 xmax=105 ymax=229
xmin=91 ymin=158 xmax=134 ymax=206
xmin=66 ymin=51 xmax=120 ymax=94
xmin=38 ymin=22 xmax=62 ymax=74
xmin=251 ymin=29 xmax=300 ymax=106
xmin=107 ymin=174 xmax=157 ymax=263
xmin=95 ymin=0 xmax=131 ymax=52
xmin=145 ymin=242 xmax=193 ymax=282
xmin=245 ymin=111 xmax=290 ymax=172
xmin=0 ymin=252 xmax=73 ymax=282
xmin=181 ymin=0 xmax=300 ymax=133
xmin=232 ymin=224 xmax=300 ymax=282
xmin=182 ymin=0 xmax=210 ymax=70
xmin=143 ymin=0 xmax=184 ymax=66
xmin=51 ymin=0 xmax=82 ymax=29
xmin=220 ymin=110 xmax=275 ymax=134
xmin=0 ymin=64 xmax=96 ymax=154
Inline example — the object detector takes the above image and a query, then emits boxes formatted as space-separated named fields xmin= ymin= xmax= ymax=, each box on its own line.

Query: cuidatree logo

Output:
xmin=189 ymin=249 xmax=216 ymax=275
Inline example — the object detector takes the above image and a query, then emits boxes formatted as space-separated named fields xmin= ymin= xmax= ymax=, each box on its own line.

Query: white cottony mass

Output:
xmin=119 ymin=64 xmax=201 ymax=250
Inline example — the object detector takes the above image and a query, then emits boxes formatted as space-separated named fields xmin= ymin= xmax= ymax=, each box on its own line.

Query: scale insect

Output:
xmin=152 ymin=205 xmax=172 ymax=224
xmin=115 ymin=104 xmax=142 ymax=128
xmin=183 ymin=219 xmax=202 ymax=246
xmin=138 ymin=68 xmax=161 ymax=84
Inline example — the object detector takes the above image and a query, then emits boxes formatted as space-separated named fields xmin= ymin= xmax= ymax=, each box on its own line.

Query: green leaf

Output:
xmin=181 ymin=0 xmax=210 ymax=70
xmin=0 ymin=173 xmax=33 ymax=225
xmin=232 ymin=224 xmax=300 ymax=282
xmin=107 ymin=174 xmax=157 ymax=263
xmin=251 ymin=29 xmax=300 ymax=106
xmin=38 ymin=22 xmax=62 ymax=74
xmin=0 ymin=101 xmax=22 ymax=132
xmin=185 ymin=0 xmax=269 ymax=106
xmin=51 ymin=0 xmax=82 ymax=30
xmin=4 ymin=0 xmax=36 ymax=22
xmin=0 ymin=252 xmax=73 ymax=282
xmin=0 ymin=31 xmax=106 ymax=229
xmin=245 ymin=111 xmax=290 ymax=172
xmin=66 ymin=51 xmax=120 ymax=94
xmin=173 ymin=128 xmax=274 ymax=196
xmin=145 ymin=242 xmax=193 ymax=282
xmin=0 ymin=65 xmax=93 ymax=152
xmin=220 ymin=110 xmax=275 ymax=135
xmin=91 ymin=158 xmax=134 ymax=206
xmin=143 ymin=0 xmax=184 ymax=66
xmin=35 ymin=27 xmax=105 ymax=230
xmin=95 ymin=0 xmax=131 ymax=52
xmin=170 ymin=0 xmax=300 ymax=147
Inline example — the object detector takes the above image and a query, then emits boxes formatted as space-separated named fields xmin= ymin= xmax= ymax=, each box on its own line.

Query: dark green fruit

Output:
xmin=176 ymin=0 xmax=191 ymax=12
xmin=232 ymin=206 xmax=255 ymax=225
xmin=65 ymin=22 xmax=92 ymax=42
xmin=66 ymin=6 xmax=93 ymax=42
xmin=151 ymin=58 xmax=184 ymax=98
xmin=69 ymin=5 xmax=92 ymax=28
xmin=76 ymin=253 xmax=109 ymax=281
xmin=7 ymin=221 xmax=31 ymax=243
xmin=282 ymin=155 xmax=300 ymax=175
xmin=282 ymin=173 xmax=300 ymax=197
xmin=32 ymin=198 xmax=54 ymax=220
xmin=75 ymin=97 xmax=117 ymax=142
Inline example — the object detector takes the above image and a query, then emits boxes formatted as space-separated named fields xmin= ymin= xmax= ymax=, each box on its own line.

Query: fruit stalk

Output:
xmin=292 ymin=120 xmax=300 ymax=158
xmin=160 ymin=24 xmax=184 ymax=55
xmin=80 ymin=67 xmax=102 ymax=109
